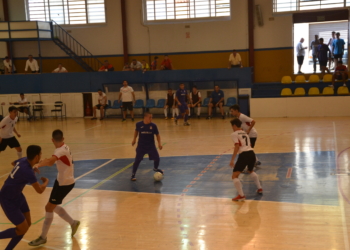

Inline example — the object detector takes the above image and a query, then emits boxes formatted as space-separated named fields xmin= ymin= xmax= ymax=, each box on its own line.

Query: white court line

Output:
xmin=333 ymin=121 xmax=350 ymax=250
xmin=21 ymin=239 xmax=61 ymax=250
xmin=75 ymin=158 xmax=116 ymax=181
xmin=84 ymin=124 xmax=101 ymax=131
xmin=0 ymin=173 xmax=9 ymax=179
xmin=72 ymin=144 xmax=129 ymax=155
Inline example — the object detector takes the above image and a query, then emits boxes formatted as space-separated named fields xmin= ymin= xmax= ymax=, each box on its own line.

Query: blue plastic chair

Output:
xmin=105 ymin=100 xmax=112 ymax=117
xmin=145 ymin=99 xmax=156 ymax=109
xmin=156 ymin=99 xmax=166 ymax=108
xmin=134 ymin=99 xmax=144 ymax=108
xmin=225 ymin=97 xmax=236 ymax=107
xmin=202 ymin=97 xmax=210 ymax=107
xmin=111 ymin=100 xmax=122 ymax=109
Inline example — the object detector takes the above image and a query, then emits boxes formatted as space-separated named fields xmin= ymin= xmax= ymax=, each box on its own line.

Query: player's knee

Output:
xmin=45 ymin=203 xmax=56 ymax=212
xmin=16 ymin=147 xmax=22 ymax=152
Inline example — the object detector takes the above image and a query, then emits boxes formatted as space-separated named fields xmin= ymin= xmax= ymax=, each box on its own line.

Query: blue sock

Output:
xmin=184 ymin=114 xmax=188 ymax=122
xmin=5 ymin=235 xmax=23 ymax=250
xmin=0 ymin=228 xmax=17 ymax=239
xmin=132 ymin=159 xmax=142 ymax=175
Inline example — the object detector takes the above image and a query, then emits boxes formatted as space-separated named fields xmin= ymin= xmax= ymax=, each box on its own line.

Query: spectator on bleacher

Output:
xmin=207 ymin=85 xmax=225 ymax=120
xmin=310 ymin=35 xmax=320 ymax=74
xmin=189 ymin=86 xmax=202 ymax=119
xmin=25 ymin=55 xmax=39 ymax=74
xmin=118 ymin=80 xmax=136 ymax=122
xmin=296 ymin=38 xmax=307 ymax=74
xmin=91 ymin=89 xmax=108 ymax=120
xmin=332 ymin=32 xmax=345 ymax=67
xmin=160 ymin=55 xmax=173 ymax=70
xmin=52 ymin=63 xmax=68 ymax=73
xmin=330 ymin=60 xmax=348 ymax=88
xmin=317 ymin=38 xmax=330 ymax=75
xmin=151 ymin=56 xmax=158 ymax=70
xmin=130 ymin=59 xmax=142 ymax=71
xmin=164 ymin=88 xmax=177 ymax=120
xmin=228 ymin=50 xmax=242 ymax=68
xmin=10 ymin=93 xmax=32 ymax=121
xmin=3 ymin=56 xmax=16 ymax=74
xmin=328 ymin=31 xmax=336 ymax=70
xmin=99 ymin=60 xmax=114 ymax=72
xmin=141 ymin=60 xmax=150 ymax=72
xmin=122 ymin=63 xmax=131 ymax=71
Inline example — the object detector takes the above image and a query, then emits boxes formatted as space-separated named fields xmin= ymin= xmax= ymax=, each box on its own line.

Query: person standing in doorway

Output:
xmin=328 ymin=31 xmax=336 ymax=70
xmin=310 ymin=35 xmax=320 ymax=73
xmin=296 ymin=38 xmax=307 ymax=74
xmin=332 ymin=32 xmax=345 ymax=67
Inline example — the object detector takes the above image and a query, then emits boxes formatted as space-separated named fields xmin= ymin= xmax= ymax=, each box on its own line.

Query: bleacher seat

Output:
xmin=281 ymin=88 xmax=292 ymax=96
xmin=155 ymin=99 xmax=166 ymax=108
xmin=111 ymin=100 xmax=122 ymax=109
xmin=202 ymin=97 xmax=210 ymax=107
xmin=322 ymin=87 xmax=334 ymax=96
xmin=295 ymin=75 xmax=306 ymax=83
xmin=323 ymin=74 xmax=333 ymax=82
xmin=308 ymin=87 xmax=320 ymax=96
xmin=294 ymin=88 xmax=305 ymax=96
xmin=134 ymin=99 xmax=144 ymax=109
xmin=337 ymin=86 xmax=350 ymax=95
xmin=145 ymin=99 xmax=156 ymax=109
xmin=225 ymin=97 xmax=236 ymax=107
xmin=281 ymin=76 xmax=292 ymax=84
xmin=308 ymin=74 xmax=320 ymax=83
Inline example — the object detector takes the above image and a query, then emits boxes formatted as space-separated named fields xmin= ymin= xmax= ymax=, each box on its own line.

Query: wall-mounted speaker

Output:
xmin=255 ymin=5 xmax=264 ymax=27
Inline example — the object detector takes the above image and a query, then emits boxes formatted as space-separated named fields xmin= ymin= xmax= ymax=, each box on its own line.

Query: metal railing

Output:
xmin=51 ymin=20 xmax=103 ymax=72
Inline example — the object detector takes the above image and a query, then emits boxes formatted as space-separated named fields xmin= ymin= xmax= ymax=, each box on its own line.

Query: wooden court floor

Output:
xmin=0 ymin=116 xmax=349 ymax=250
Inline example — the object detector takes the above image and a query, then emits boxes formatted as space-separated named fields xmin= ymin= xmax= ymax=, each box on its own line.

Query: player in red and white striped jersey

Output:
xmin=229 ymin=118 xmax=262 ymax=201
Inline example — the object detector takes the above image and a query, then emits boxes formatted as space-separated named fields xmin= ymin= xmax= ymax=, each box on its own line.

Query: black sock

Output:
xmin=132 ymin=159 xmax=142 ymax=175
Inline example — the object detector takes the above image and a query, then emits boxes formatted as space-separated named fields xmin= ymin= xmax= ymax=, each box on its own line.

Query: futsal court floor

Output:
xmin=0 ymin=116 xmax=349 ymax=250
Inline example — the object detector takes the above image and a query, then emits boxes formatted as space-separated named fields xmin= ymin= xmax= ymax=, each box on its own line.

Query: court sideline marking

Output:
xmin=84 ymin=124 xmax=101 ymax=131
xmin=75 ymin=158 xmax=116 ymax=181
xmin=333 ymin=121 xmax=350 ymax=250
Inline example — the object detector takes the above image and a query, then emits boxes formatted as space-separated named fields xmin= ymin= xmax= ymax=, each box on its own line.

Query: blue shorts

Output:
xmin=178 ymin=103 xmax=188 ymax=114
xmin=0 ymin=193 xmax=29 ymax=225
xmin=135 ymin=147 xmax=160 ymax=161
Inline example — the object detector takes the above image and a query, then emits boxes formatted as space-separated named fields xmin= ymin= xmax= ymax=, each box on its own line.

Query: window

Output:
xmin=274 ymin=0 xmax=349 ymax=13
xmin=144 ymin=0 xmax=230 ymax=24
xmin=26 ymin=0 xmax=106 ymax=25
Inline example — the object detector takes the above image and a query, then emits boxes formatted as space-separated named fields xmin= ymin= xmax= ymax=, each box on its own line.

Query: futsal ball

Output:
xmin=154 ymin=172 xmax=164 ymax=181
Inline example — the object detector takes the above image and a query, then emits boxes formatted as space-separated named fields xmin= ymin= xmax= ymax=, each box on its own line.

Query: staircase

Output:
xmin=50 ymin=20 xmax=103 ymax=72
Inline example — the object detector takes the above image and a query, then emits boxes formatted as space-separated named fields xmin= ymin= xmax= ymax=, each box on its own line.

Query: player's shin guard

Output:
xmin=172 ymin=109 xmax=175 ymax=118
xmin=41 ymin=212 xmax=54 ymax=239
xmin=54 ymin=206 xmax=74 ymax=225
xmin=5 ymin=235 xmax=23 ymax=250
xmin=188 ymin=108 xmax=191 ymax=116
xmin=233 ymin=178 xmax=244 ymax=196
xmin=132 ymin=159 xmax=142 ymax=175
xmin=175 ymin=108 xmax=179 ymax=116
xmin=250 ymin=172 xmax=262 ymax=189
xmin=0 ymin=228 xmax=17 ymax=239
xmin=164 ymin=109 xmax=167 ymax=117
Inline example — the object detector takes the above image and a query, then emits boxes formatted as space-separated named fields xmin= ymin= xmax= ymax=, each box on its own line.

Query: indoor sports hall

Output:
xmin=0 ymin=0 xmax=350 ymax=250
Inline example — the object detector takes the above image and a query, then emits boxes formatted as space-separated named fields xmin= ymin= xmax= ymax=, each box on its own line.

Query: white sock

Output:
xmin=197 ymin=107 xmax=201 ymax=116
xmin=17 ymin=151 xmax=22 ymax=159
xmin=164 ymin=109 xmax=167 ymax=117
xmin=41 ymin=212 xmax=54 ymax=239
xmin=172 ymin=108 xmax=175 ymax=117
xmin=188 ymin=107 xmax=191 ymax=116
xmin=175 ymin=108 xmax=179 ymax=116
xmin=54 ymin=206 xmax=74 ymax=225
xmin=233 ymin=178 xmax=244 ymax=196
xmin=250 ymin=172 xmax=262 ymax=189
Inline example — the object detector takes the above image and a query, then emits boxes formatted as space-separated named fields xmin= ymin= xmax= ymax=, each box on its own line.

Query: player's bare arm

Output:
xmin=36 ymin=156 xmax=57 ymax=168
xmin=132 ymin=130 xmax=138 ymax=146
xmin=247 ymin=120 xmax=256 ymax=134
xmin=14 ymin=128 xmax=21 ymax=138
xmin=132 ymin=92 xmax=136 ymax=104
xmin=31 ymin=177 xmax=49 ymax=194
xmin=230 ymin=144 xmax=240 ymax=168
xmin=156 ymin=134 xmax=162 ymax=150
xmin=175 ymin=96 xmax=181 ymax=106
xmin=118 ymin=92 xmax=122 ymax=103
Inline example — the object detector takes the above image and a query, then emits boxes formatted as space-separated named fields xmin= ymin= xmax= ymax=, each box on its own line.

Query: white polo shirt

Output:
xmin=25 ymin=59 xmax=39 ymax=72
xmin=120 ymin=86 xmax=134 ymax=102
xmin=229 ymin=53 xmax=241 ymax=66
xmin=18 ymin=97 xmax=28 ymax=104
xmin=53 ymin=144 xmax=75 ymax=186
xmin=0 ymin=116 xmax=18 ymax=139
xmin=98 ymin=92 xmax=107 ymax=105
xmin=53 ymin=67 xmax=67 ymax=73
xmin=3 ymin=60 xmax=16 ymax=72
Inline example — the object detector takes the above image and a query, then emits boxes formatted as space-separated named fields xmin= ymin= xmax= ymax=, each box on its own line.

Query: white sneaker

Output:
xmin=71 ymin=220 xmax=80 ymax=237
xmin=28 ymin=236 xmax=47 ymax=246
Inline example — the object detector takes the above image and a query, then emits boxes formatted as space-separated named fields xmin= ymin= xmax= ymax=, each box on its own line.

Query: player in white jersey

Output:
xmin=0 ymin=106 xmax=22 ymax=159
xmin=230 ymin=104 xmax=261 ymax=166
xmin=29 ymin=129 xmax=80 ymax=246
xmin=229 ymin=118 xmax=262 ymax=201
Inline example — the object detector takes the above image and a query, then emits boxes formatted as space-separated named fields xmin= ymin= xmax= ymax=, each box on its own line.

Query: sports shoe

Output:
xmin=131 ymin=174 xmax=136 ymax=181
xmin=197 ymin=116 xmax=200 ymax=119
xmin=222 ymin=116 xmax=225 ymax=119
xmin=99 ymin=117 xmax=104 ymax=120
xmin=206 ymin=116 xmax=211 ymax=120
xmin=175 ymin=118 xmax=178 ymax=125
xmin=71 ymin=220 xmax=80 ymax=237
xmin=256 ymin=161 xmax=261 ymax=165
xmin=153 ymin=168 xmax=164 ymax=174
xmin=183 ymin=122 xmax=190 ymax=126
xmin=91 ymin=117 xmax=97 ymax=120
xmin=122 ymin=119 xmax=126 ymax=122
xmin=232 ymin=195 xmax=246 ymax=202
xmin=131 ymin=118 xmax=134 ymax=122
xmin=171 ymin=117 xmax=174 ymax=120
xmin=28 ymin=236 xmax=47 ymax=246
xmin=257 ymin=189 xmax=263 ymax=194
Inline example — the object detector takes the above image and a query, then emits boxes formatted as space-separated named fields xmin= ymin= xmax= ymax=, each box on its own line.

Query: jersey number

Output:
xmin=242 ymin=136 xmax=248 ymax=146
xmin=10 ymin=162 xmax=20 ymax=179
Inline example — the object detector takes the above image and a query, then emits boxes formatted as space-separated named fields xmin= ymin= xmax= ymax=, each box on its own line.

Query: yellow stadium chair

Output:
xmin=281 ymin=76 xmax=292 ymax=84
xmin=337 ymin=86 xmax=350 ymax=95
xmin=322 ymin=87 xmax=334 ymax=96
xmin=308 ymin=74 xmax=320 ymax=83
xmin=308 ymin=87 xmax=320 ymax=96
xmin=294 ymin=87 xmax=306 ymax=96
xmin=323 ymin=74 xmax=333 ymax=82
xmin=281 ymin=88 xmax=292 ymax=96
xmin=295 ymin=75 xmax=306 ymax=83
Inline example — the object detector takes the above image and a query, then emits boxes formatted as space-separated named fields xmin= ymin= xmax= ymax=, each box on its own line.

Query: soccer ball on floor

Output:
xmin=154 ymin=172 xmax=164 ymax=182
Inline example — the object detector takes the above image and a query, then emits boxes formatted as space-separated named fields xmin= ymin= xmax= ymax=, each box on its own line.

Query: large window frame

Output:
xmin=25 ymin=0 xmax=106 ymax=25
xmin=143 ymin=0 xmax=231 ymax=25
xmin=273 ymin=0 xmax=350 ymax=13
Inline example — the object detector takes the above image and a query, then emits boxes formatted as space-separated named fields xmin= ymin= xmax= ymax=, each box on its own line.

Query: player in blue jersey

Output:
xmin=131 ymin=112 xmax=163 ymax=181
xmin=0 ymin=145 xmax=48 ymax=250
xmin=175 ymin=83 xmax=190 ymax=126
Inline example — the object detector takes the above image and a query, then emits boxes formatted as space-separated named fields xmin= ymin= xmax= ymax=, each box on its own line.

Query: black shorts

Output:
xmin=96 ymin=104 xmax=108 ymax=109
xmin=233 ymin=150 xmax=256 ymax=172
xmin=49 ymin=179 xmax=75 ymax=205
xmin=334 ymin=54 xmax=343 ymax=59
xmin=31 ymin=70 xmax=39 ymax=73
xmin=122 ymin=102 xmax=133 ymax=111
xmin=0 ymin=193 xmax=29 ymax=225
xmin=0 ymin=137 xmax=20 ymax=151
xmin=319 ymin=60 xmax=328 ymax=67
xmin=211 ymin=101 xmax=224 ymax=107
xmin=336 ymin=73 xmax=348 ymax=80
xmin=18 ymin=106 xmax=29 ymax=113
xmin=250 ymin=137 xmax=257 ymax=148
xmin=297 ymin=56 xmax=304 ymax=65
xmin=231 ymin=64 xmax=240 ymax=68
